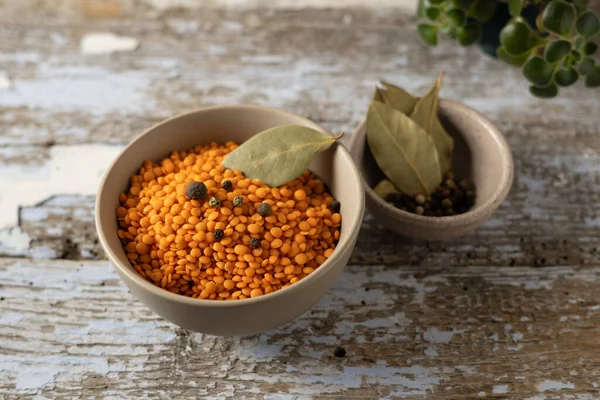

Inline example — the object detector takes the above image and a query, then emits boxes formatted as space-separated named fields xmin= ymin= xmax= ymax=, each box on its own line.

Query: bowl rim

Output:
xmin=95 ymin=104 xmax=365 ymax=308
xmin=350 ymin=99 xmax=514 ymax=227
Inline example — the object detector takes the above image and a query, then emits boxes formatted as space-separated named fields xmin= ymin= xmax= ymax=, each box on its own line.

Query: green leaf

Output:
xmin=222 ymin=125 xmax=342 ymax=187
xmin=572 ymin=0 xmax=589 ymax=15
xmin=575 ymin=37 xmax=585 ymax=49
xmin=522 ymin=56 xmax=555 ymax=87
xmin=509 ymin=0 xmax=523 ymax=17
xmin=541 ymin=1 xmax=576 ymax=36
xmin=544 ymin=40 xmax=572 ymax=62
xmin=585 ymin=66 xmax=600 ymax=87
xmin=418 ymin=24 xmax=439 ymax=46
xmin=379 ymin=81 xmax=419 ymax=115
xmin=579 ymin=57 xmax=595 ymax=75
xmin=554 ymin=67 xmax=579 ymax=86
xmin=409 ymin=73 xmax=454 ymax=175
xmin=458 ymin=22 xmax=482 ymax=46
xmin=530 ymin=83 xmax=558 ymax=98
xmin=452 ymin=0 xmax=474 ymax=11
xmin=467 ymin=0 xmax=497 ymax=22
xmin=575 ymin=11 xmax=600 ymax=38
xmin=584 ymin=41 xmax=598 ymax=55
xmin=426 ymin=7 xmax=441 ymax=21
xmin=373 ymin=179 xmax=400 ymax=202
xmin=446 ymin=9 xmax=466 ymax=27
xmin=571 ymin=49 xmax=582 ymax=62
xmin=497 ymin=46 xmax=531 ymax=67
xmin=428 ymin=0 xmax=444 ymax=4
xmin=418 ymin=0 xmax=427 ymax=18
xmin=500 ymin=19 xmax=544 ymax=55
xmin=441 ymin=24 xmax=459 ymax=39
xmin=366 ymin=101 xmax=443 ymax=196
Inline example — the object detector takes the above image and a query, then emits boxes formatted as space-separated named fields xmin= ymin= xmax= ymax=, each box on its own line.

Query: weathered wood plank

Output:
xmin=1 ymin=258 xmax=600 ymax=398
xmin=0 ymin=6 xmax=598 ymax=147
xmin=10 ymin=119 xmax=600 ymax=266
xmin=2 ymin=2 xmax=600 ymax=397
xmin=1 ymin=5 xmax=600 ymax=260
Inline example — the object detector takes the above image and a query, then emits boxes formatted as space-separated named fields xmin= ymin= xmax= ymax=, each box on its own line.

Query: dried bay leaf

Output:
xmin=366 ymin=101 xmax=442 ymax=196
xmin=222 ymin=125 xmax=342 ymax=188
xmin=373 ymin=87 xmax=386 ymax=102
xmin=379 ymin=81 xmax=419 ymax=115
xmin=373 ymin=179 xmax=400 ymax=201
xmin=409 ymin=73 xmax=454 ymax=174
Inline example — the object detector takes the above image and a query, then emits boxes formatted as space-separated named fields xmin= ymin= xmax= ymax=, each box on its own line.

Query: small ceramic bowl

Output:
xmin=348 ymin=99 xmax=513 ymax=241
xmin=96 ymin=105 xmax=364 ymax=336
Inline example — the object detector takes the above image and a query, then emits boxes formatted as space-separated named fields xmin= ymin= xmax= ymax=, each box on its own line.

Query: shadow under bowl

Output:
xmin=347 ymin=99 xmax=513 ymax=241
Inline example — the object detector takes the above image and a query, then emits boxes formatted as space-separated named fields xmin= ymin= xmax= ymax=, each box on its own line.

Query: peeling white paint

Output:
xmin=0 ymin=144 xmax=122 ymax=228
xmin=423 ymin=328 xmax=463 ymax=344
xmin=0 ymin=227 xmax=31 ymax=256
xmin=0 ymin=64 xmax=159 ymax=115
xmin=80 ymin=33 xmax=139 ymax=55
xmin=16 ymin=370 xmax=57 ymax=391
xmin=424 ymin=347 xmax=438 ymax=358
xmin=492 ymin=384 xmax=509 ymax=394
xmin=0 ymin=71 xmax=11 ymax=90
xmin=537 ymin=380 xmax=575 ymax=392
xmin=371 ymin=274 xmax=439 ymax=307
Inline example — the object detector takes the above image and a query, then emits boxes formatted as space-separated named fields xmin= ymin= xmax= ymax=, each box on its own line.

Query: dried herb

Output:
xmin=366 ymin=101 xmax=442 ymax=195
xmin=373 ymin=179 xmax=400 ymax=200
xmin=185 ymin=181 xmax=207 ymax=200
xmin=375 ymin=173 xmax=476 ymax=217
xmin=366 ymin=74 xmax=474 ymax=216
xmin=376 ymin=81 xmax=419 ymax=115
xmin=222 ymin=125 xmax=343 ymax=187
xmin=409 ymin=73 xmax=454 ymax=174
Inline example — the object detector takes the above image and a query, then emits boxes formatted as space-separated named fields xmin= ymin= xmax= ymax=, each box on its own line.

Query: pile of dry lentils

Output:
xmin=116 ymin=142 xmax=342 ymax=300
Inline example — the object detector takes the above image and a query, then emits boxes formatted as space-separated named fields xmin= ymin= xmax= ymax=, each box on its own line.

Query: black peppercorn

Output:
xmin=213 ymin=229 xmax=224 ymax=241
xmin=233 ymin=196 xmax=244 ymax=207
xmin=221 ymin=180 xmax=233 ymax=191
xmin=257 ymin=202 xmax=272 ymax=217
xmin=333 ymin=346 xmax=346 ymax=358
xmin=329 ymin=199 xmax=341 ymax=212
xmin=415 ymin=194 xmax=426 ymax=204
xmin=249 ymin=237 xmax=261 ymax=249
xmin=185 ymin=181 xmax=207 ymax=200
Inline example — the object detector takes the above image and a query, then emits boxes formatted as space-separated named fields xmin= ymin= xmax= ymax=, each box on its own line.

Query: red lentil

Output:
xmin=116 ymin=142 xmax=341 ymax=300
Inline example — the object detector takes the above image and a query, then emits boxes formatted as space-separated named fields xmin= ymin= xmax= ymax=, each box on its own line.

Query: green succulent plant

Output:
xmin=417 ymin=0 xmax=600 ymax=98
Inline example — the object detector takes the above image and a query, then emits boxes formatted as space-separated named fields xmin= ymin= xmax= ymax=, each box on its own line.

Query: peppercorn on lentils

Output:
xmin=116 ymin=142 xmax=342 ymax=300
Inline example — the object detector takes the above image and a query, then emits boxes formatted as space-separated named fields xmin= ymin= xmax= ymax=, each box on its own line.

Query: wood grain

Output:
xmin=2 ymin=258 xmax=600 ymax=398
xmin=2 ymin=0 xmax=600 ymax=398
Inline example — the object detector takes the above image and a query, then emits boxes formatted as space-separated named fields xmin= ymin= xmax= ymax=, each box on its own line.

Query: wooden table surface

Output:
xmin=2 ymin=1 xmax=600 ymax=398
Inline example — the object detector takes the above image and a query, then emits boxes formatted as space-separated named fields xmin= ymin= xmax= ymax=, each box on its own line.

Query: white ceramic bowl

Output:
xmin=348 ymin=99 xmax=513 ymax=241
xmin=96 ymin=105 xmax=364 ymax=336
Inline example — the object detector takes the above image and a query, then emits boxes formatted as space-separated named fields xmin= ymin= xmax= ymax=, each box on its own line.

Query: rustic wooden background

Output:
xmin=2 ymin=0 xmax=600 ymax=398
